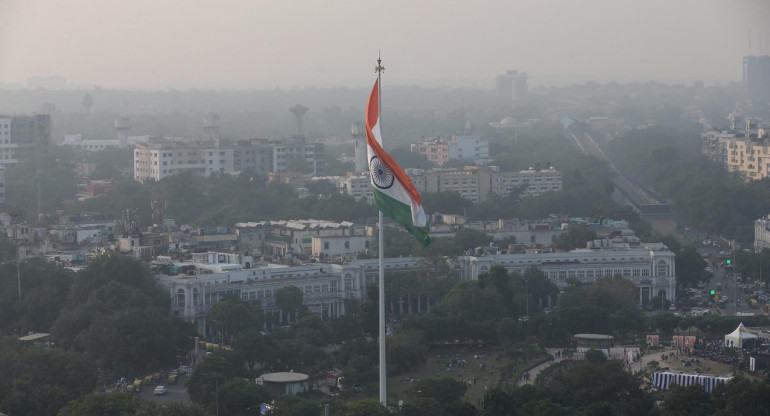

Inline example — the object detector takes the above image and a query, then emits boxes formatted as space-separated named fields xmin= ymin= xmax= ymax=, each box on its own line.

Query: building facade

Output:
xmin=134 ymin=139 xmax=235 ymax=183
xmin=156 ymin=256 xmax=423 ymax=333
xmin=157 ymin=240 xmax=676 ymax=335
xmin=755 ymin=214 xmax=770 ymax=253
xmin=234 ymin=220 xmax=373 ymax=260
xmin=134 ymin=136 xmax=323 ymax=183
xmin=406 ymin=166 xmax=562 ymax=203
xmin=702 ymin=115 xmax=770 ymax=181
xmin=496 ymin=70 xmax=528 ymax=104
xmin=271 ymin=135 xmax=325 ymax=174
xmin=458 ymin=241 xmax=677 ymax=304
xmin=744 ymin=55 xmax=770 ymax=103
xmin=411 ymin=135 xmax=490 ymax=167
xmin=0 ymin=114 xmax=50 ymax=168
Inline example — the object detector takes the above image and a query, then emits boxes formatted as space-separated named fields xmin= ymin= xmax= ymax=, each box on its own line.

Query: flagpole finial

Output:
xmin=375 ymin=52 xmax=385 ymax=75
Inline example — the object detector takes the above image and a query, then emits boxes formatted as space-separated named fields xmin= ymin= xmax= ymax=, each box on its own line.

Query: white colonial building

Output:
xmin=155 ymin=256 xmax=422 ymax=336
xmin=458 ymin=240 xmax=676 ymax=303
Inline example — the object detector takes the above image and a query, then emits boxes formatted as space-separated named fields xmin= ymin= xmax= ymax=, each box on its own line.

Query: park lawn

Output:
xmin=387 ymin=345 xmax=548 ymax=407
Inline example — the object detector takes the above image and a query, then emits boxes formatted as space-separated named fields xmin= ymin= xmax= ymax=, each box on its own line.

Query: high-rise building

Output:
xmin=271 ymin=135 xmax=324 ymax=175
xmin=496 ymin=70 xmax=528 ymax=105
xmin=743 ymin=55 xmax=770 ymax=103
xmin=0 ymin=114 xmax=50 ymax=168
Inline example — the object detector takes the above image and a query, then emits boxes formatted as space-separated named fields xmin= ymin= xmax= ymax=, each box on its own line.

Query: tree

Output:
xmin=270 ymin=395 xmax=322 ymax=416
xmin=552 ymin=224 xmax=598 ymax=251
xmin=481 ymin=389 xmax=518 ymax=416
xmin=662 ymin=384 xmax=713 ymax=416
xmin=584 ymin=349 xmax=607 ymax=363
xmin=217 ymin=379 xmax=271 ymax=416
xmin=343 ymin=398 xmax=388 ymax=416
xmin=275 ymin=285 xmax=304 ymax=324
xmin=408 ymin=377 xmax=467 ymax=405
xmin=546 ymin=361 xmax=652 ymax=414
xmin=234 ymin=329 xmax=275 ymax=377
xmin=187 ymin=354 xmax=244 ymax=414
xmin=207 ymin=294 xmax=262 ymax=345
xmin=710 ymin=375 xmax=770 ymax=416
xmin=454 ymin=228 xmax=493 ymax=252
xmin=51 ymin=255 xmax=196 ymax=377
xmin=0 ymin=336 xmax=96 ymax=416
xmin=415 ymin=237 xmax=459 ymax=278
xmin=343 ymin=354 xmax=378 ymax=388
xmin=58 ymin=392 xmax=136 ymax=416
xmin=387 ymin=329 xmax=428 ymax=373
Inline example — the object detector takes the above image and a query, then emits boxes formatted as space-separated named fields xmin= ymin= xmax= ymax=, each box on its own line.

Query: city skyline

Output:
xmin=1 ymin=0 xmax=769 ymax=90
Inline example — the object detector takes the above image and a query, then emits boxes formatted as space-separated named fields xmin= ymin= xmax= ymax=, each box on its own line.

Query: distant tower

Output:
xmin=496 ymin=70 xmax=528 ymax=105
xmin=203 ymin=112 xmax=221 ymax=141
xmin=114 ymin=116 xmax=131 ymax=148
xmin=351 ymin=122 xmax=367 ymax=173
xmin=290 ymin=105 xmax=309 ymax=136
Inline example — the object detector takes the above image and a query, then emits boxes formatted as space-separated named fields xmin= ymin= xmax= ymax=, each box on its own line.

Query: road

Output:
xmin=135 ymin=374 xmax=191 ymax=404
xmin=705 ymin=262 xmax=764 ymax=318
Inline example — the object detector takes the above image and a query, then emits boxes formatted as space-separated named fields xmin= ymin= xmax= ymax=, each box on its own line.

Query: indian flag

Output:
xmin=366 ymin=79 xmax=430 ymax=247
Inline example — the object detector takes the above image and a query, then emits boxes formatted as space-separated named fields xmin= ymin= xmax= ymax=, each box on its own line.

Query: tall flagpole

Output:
xmin=375 ymin=53 xmax=387 ymax=407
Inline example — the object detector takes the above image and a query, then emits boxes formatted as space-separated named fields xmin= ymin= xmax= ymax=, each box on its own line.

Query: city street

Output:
xmin=704 ymin=260 xmax=765 ymax=318
xmin=135 ymin=374 xmax=191 ymax=404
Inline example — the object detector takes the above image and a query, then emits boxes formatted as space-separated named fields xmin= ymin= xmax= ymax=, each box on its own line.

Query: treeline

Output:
xmin=606 ymin=125 xmax=770 ymax=242
xmin=69 ymin=172 xmax=377 ymax=227
xmin=0 ymin=255 xmax=196 ymax=415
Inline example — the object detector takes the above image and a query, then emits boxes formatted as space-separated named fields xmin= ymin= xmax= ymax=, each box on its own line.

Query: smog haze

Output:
xmin=1 ymin=0 xmax=769 ymax=89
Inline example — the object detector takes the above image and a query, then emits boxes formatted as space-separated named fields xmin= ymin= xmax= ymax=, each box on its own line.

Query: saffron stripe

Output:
xmin=365 ymin=80 xmax=422 ymax=205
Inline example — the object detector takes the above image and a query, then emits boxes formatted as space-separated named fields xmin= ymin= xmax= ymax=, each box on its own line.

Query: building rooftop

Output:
xmin=260 ymin=372 xmax=309 ymax=383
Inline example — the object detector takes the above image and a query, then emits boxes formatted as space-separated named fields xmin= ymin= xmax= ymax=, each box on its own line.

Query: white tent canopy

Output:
xmin=724 ymin=323 xmax=758 ymax=348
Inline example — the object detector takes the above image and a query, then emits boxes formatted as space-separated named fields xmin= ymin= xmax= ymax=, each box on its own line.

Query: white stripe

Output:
xmin=368 ymin=116 xmax=427 ymax=228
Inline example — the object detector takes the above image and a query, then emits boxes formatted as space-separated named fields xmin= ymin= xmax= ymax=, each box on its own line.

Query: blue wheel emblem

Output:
xmin=370 ymin=156 xmax=395 ymax=189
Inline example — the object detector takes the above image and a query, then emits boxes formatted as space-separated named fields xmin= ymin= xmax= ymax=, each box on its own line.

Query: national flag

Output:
xmin=365 ymin=79 xmax=430 ymax=247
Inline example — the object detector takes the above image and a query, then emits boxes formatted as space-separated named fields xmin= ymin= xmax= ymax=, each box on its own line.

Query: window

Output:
xmin=344 ymin=275 xmax=353 ymax=291
xmin=324 ymin=242 xmax=330 ymax=250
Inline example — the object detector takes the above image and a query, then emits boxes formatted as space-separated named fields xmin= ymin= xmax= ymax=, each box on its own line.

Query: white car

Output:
xmin=153 ymin=385 xmax=168 ymax=395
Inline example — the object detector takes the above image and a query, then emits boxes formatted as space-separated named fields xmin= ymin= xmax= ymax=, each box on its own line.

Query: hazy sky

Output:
xmin=1 ymin=0 xmax=768 ymax=90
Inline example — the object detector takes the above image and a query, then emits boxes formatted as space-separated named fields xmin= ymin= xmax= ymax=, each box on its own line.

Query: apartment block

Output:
xmin=411 ymin=135 xmax=490 ymax=166
xmin=134 ymin=139 xmax=234 ymax=183
xmin=407 ymin=165 xmax=562 ymax=203
xmin=271 ymin=135 xmax=325 ymax=175
xmin=0 ymin=114 xmax=50 ymax=168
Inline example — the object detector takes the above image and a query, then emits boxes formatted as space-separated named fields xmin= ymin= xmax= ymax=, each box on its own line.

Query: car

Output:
xmin=153 ymin=386 xmax=168 ymax=395
xmin=177 ymin=366 xmax=192 ymax=375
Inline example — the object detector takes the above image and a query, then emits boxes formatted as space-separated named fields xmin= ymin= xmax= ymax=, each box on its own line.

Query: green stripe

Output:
xmin=372 ymin=187 xmax=431 ymax=247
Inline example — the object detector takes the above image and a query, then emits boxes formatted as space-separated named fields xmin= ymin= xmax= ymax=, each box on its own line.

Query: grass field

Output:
xmin=386 ymin=345 xmax=547 ymax=406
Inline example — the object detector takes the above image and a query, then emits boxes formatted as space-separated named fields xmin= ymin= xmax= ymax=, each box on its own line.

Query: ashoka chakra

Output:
xmin=370 ymin=156 xmax=395 ymax=189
